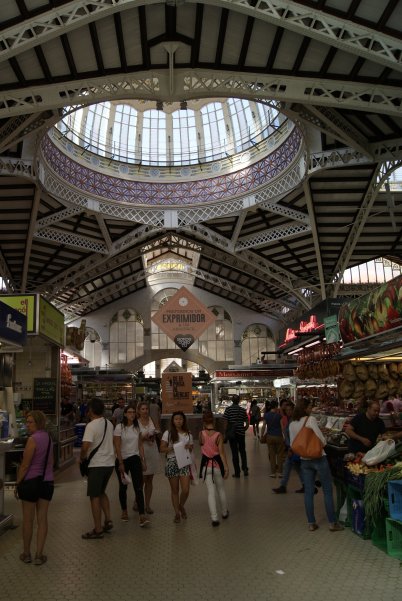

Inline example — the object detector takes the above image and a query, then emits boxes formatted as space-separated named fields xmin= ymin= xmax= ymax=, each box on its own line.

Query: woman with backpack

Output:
xmin=199 ymin=412 xmax=229 ymax=527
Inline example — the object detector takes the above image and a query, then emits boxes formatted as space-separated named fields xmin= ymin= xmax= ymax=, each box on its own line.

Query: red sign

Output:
xmin=214 ymin=370 xmax=291 ymax=378
xmin=281 ymin=315 xmax=324 ymax=345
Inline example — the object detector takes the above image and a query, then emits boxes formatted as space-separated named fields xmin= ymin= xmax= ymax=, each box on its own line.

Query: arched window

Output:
xmin=242 ymin=324 xmax=275 ymax=364
xmin=198 ymin=306 xmax=233 ymax=361
xmin=109 ymin=309 xmax=144 ymax=363
xmin=82 ymin=331 xmax=102 ymax=369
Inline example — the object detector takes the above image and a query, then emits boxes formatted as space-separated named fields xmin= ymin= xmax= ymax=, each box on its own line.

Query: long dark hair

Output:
xmin=122 ymin=405 xmax=139 ymax=430
xmin=169 ymin=411 xmax=189 ymax=443
xmin=293 ymin=398 xmax=312 ymax=421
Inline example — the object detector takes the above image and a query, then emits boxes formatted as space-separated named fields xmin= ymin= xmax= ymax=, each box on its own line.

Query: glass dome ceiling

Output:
xmin=56 ymin=98 xmax=282 ymax=167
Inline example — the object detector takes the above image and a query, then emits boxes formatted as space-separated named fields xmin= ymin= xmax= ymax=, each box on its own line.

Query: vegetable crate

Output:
xmin=386 ymin=518 xmax=402 ymax=560
xmin=387 ymin=480 xmax=402 ymax=522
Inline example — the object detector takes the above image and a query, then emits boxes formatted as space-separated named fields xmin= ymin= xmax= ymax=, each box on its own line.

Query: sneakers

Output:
xmin=243 ymin=469 xmax=249 ymax=476
xmin=212 ymin=521 xmax=220 ymax=527
xmin=272 ymin=485 xmax=287 ymax=494
xmin=222 ymin=511 xmax=229 ymax=519
xmin=121 ymin=511 xmax=129 ymax=522
xmin=269 ymin=473 xmax=277 ymax=478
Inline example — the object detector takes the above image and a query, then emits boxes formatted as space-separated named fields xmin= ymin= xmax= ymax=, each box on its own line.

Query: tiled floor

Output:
xmin=1 ymin=432 xmax=401 ymax=601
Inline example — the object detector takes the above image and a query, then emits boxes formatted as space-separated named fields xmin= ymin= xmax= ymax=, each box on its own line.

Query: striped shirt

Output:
xmin=224 ymin=404 xmax=248 ymax=436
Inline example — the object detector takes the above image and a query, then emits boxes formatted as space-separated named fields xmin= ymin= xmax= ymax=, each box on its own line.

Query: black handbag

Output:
xmin=80 ymin=418 xmax=107 ymax=477
xmin=17 ymin=434 xmax=51 ymax=501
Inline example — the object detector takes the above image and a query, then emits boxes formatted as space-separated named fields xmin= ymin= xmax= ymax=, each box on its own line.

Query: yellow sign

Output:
xmin=39 ymin=296 xmax=65 ymax=346
xmin=0 ymin=295 xmax=36 ymax=332
xmin=162 ymin=372 xmax=193 ymax=413
xmin=152 ymin=286 xmax=215 ymax=351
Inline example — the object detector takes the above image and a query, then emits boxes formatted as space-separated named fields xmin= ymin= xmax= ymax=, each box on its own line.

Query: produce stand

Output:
xmin=328 ymin=440 xmax=402 ymax=557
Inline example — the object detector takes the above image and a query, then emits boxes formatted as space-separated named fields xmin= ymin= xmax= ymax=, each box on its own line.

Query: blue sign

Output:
xmin=0 ymin=300 xmax=27 ymax=346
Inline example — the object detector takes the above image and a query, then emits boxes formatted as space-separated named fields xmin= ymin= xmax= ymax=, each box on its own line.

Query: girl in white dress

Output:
xmin=137 ymin=401 xmax=161 ymax=514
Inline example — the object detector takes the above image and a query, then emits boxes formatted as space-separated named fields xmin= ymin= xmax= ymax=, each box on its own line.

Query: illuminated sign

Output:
xmin=0 ymin=295 xmax=36 ymax=332
xmin=39 ymin=297 xmax=65 ymax=346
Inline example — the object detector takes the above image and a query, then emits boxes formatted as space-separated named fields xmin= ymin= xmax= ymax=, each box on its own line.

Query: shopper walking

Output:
xmin=15 ymin=410 xmax=54 ymax=565
xmin=114 ymin=405 xmax=150 ymax=526
xmin=137 ymin=401 xmax=161 ymax=514
xmin=80 ymin=398 xmax=115 ymax=539
xmin=223 ymin=395 xmax=249 ymax=478
xmin=160 ymin=411 xmax=193 ymax=523
xmin=272 ymin=402 xmax=304 ymax=494
xmin=289 ymin=398 xmax=344 ymax=532
xmin=199 ymin=412 xmax=229 ymax=527
xmin=260 ymin=400 xmax=286 ymax=478
xmin=249 ymin=399 xmax=261 ymax=437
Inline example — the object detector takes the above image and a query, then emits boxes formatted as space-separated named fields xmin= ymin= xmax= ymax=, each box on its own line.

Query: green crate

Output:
xmin=372 ymin=517 xmax=387 ymax=551
xmin=386 ymin=518 xmax=402 ymax=560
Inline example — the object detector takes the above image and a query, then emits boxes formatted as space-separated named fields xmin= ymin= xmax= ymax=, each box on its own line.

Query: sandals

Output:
xmin=173 ymin=514 xmax=181 ymax=523
xmin=145 ymin=507 xmax=154 ymax=514
xmin=19 ymin=552 xmax=32 ymax=564
xmin=81 ymin=529 xmax=104 ymax=539
xmin=308 ymin=523 xmax=319 ymax=532
xmin=34 ymin=555 xmax=47 ymax=566
xmin=103 ymin=520 xmax=113 ymax=532
xmin=179 ymin=505 xmax=187 ymax=519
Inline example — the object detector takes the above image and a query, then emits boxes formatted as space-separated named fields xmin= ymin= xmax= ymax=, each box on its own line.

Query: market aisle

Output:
xmin=1 ymin=431 xmax=400 ymax=601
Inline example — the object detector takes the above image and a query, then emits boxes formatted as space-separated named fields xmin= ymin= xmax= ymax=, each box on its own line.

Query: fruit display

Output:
xmin=339 ymin=273 xmax=402 ymax=342
xmin=338 ymin=361 xmax=402 ymax=401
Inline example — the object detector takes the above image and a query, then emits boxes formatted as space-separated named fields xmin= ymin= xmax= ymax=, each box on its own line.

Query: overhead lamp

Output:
xmin=180 ymin=101 xmax=187 ymax=110
xmin=156 ymin=101 xmax=163 ymax=111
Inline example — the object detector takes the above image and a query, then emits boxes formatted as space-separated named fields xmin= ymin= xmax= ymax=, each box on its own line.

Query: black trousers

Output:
xmin=115 ymin=455 xmax=145 ymax=513
xmin=229 ymin=434 xmax=248 ymax=476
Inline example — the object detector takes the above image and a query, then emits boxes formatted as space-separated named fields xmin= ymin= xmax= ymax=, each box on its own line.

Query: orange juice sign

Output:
xmin=152 ymin=287 xmax=215 ymax=351
xmin=162 ymin=372 xmax=193 ymax=413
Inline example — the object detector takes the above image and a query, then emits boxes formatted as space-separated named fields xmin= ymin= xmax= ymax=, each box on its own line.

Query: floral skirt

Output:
xmin=165 ymin=456 xmax=190 ymax=478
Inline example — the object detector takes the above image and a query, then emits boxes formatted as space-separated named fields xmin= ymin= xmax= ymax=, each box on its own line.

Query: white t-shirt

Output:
xmin=114 ymin=423 xmax=141 ymax=459
xmin=82 ymin=417 xmax=115 ymax=467
xmin=289 ymin=415 xmax=326 ymax=459
xmin=162 ymin=430 xmax=193 ymax=459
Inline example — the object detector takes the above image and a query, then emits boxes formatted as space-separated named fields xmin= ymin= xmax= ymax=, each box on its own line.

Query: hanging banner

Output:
xmin=339 ymin=274 xmax=402 ymax=342
xmin=161 ymin=372 xmax=193 ymax=413
xmin=151 ymin=286 xmax=215 ymax=351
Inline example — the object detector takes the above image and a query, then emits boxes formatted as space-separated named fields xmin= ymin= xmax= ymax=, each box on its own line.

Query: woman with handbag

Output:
xmin=15 ymin=410 xmax=54 ymax=565
xmin=160 ymin=411 xmax=193 ymax=523
xmin=289 ymin=398 xmax=343 ymax=533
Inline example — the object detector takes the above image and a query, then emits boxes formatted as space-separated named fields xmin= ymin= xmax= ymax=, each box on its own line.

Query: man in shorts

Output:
xmin=80 ymin=398 xmax=115 ymax=539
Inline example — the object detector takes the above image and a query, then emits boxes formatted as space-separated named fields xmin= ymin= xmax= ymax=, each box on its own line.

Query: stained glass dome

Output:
xmin=56 ymin=98 xmax=283 ymax=167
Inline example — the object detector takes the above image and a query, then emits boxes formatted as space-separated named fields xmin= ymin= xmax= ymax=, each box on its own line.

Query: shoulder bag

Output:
xmin=17 ymin=434 xmax=52 ymax=500
xmin=291 ymin=417 xmax=323 ymax=459
xmin=80 ymin=418 xmax=107 ymax=477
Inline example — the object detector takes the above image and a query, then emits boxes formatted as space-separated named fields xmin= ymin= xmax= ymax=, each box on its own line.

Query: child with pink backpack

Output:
xmin=199 ymin=412 xmax=230 ymax=527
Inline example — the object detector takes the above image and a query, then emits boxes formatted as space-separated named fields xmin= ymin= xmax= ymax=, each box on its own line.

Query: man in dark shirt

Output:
xmin=345 ymin=400 xmax=386 ymax=454
xmin=223 ymin=395 xmax=249 ymax=478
